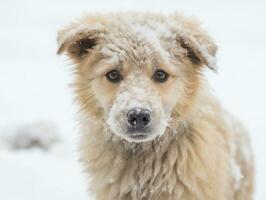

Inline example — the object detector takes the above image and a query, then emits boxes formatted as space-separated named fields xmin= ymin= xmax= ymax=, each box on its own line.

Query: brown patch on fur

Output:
xmin=179 ymin=38 xmax=201 ymax=65
xmin=69 ymin=37 xmax=98 ymax=58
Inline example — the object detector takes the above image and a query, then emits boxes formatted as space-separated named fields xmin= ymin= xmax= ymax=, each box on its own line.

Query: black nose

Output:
xmin=127 ymin=108 xmax=151 ymax=131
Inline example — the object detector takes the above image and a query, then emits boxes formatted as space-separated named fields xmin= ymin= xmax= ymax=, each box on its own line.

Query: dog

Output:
xmin=57 ymin=12 xmax=254 ymax=200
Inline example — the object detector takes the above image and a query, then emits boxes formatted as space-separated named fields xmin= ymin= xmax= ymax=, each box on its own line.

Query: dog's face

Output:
xmin=58 ymin=13 xmax=217 ymax=143
xmin=91 ymin=49 xmax=180 ymax=142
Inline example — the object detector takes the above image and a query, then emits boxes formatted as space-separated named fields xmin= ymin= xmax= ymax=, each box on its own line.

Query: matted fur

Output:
xmin=58 ymin=12 xmax=254 ymax=200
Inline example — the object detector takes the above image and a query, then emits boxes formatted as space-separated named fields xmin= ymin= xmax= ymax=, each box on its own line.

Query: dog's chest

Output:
xmin=103 ymin=143 xmax=181 ymax=200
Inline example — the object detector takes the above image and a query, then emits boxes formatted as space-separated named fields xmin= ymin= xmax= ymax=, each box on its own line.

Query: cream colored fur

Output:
xmin=58 ymin=12 xmax=254 ymax=200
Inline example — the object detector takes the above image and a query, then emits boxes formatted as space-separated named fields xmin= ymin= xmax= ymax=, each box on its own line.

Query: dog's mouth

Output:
xmin=129 ymin=133 xmax=149 ymax=140
xmin=124 ymin=132 xmax=155 ymax=142
xmin=108 ymin=121 xmax=164 ymax=143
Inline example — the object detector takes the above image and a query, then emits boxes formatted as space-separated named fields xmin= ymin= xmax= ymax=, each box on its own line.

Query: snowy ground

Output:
xmin=0 ymin=0 xmax=266 ymax=199
xmin=0 ymin=149 xmax=89 ymax=200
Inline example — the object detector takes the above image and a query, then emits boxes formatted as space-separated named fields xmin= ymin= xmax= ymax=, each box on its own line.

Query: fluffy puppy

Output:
xmin=58 ymin=12 xmax=254 ymax=200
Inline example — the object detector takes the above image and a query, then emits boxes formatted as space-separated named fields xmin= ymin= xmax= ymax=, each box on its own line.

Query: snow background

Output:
xmin=0 ymin=0 xmax=265 ymax=199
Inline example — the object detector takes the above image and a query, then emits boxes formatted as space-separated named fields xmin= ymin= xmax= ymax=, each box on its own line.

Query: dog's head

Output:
xmin=58 ymin=12 xmax=217 ymax=143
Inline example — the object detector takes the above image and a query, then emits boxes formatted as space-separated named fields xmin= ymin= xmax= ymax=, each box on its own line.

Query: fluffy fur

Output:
xmin=58 ymin=12 xmax=254 ymax=200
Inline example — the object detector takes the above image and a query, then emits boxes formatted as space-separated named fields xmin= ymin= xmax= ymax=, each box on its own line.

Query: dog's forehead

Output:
xmin=100 ymin=21 xmax=171 ymax=68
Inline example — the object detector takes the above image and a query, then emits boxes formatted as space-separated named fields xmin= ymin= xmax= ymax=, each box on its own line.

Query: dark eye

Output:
xmin=106 ymin=70 xmax=121 ymax=83
xmin=153 ymin=70 xmax=169 ymax=83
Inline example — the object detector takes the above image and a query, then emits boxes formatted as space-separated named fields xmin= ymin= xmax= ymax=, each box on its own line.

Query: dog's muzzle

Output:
xmin=127 ymin=108 xmax=151 ymax=135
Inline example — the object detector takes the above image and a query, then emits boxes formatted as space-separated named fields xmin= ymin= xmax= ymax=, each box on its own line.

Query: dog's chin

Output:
xmin=125 ymin=134 xmax=154 ymax=143
xmin=114 ymin=131 xmax=160 ymax=143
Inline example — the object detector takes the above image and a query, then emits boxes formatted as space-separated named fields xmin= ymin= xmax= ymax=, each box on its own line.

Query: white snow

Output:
xmin=1 ymin=121 xmax=59 ymax=150
xmin=0 ymin=0 xmax=266 ymax=199
xmin=0 ymin=150 xmax=88 ymax=200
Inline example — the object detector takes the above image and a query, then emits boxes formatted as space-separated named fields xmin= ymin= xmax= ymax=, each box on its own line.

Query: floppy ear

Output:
xmin=57 ymin=24 xmax=105 ymax=61
xmin=177 ymin=34 xmax=217 ymax=72
xmin=169 ymin=13 xmax=218 ymax=71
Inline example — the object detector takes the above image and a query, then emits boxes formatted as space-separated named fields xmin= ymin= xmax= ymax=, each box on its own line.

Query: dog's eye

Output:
xmin=106 ymin=70 xmax=121 ymax=83
xmin=153 ymin=70 xmax=169 ymax=83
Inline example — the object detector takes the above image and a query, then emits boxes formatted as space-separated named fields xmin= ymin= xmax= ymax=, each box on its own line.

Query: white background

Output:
xmin=0 ymin=0 xmax=265 ymax=199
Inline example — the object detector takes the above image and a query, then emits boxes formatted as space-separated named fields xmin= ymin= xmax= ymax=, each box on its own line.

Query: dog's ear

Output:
xmin=57 ymin=23 xmax=105 ymax=61
xmin=177 ymin=34 xmax=217 ymax=71
xmin=170 ymin=13 xmax=218 ymax=71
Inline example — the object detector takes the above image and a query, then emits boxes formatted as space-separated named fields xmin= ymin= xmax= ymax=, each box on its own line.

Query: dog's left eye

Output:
xmin=153 ymin=70 xmax=169 ymax=83
xmin=106 ymin=70 xmax=122 ymax=83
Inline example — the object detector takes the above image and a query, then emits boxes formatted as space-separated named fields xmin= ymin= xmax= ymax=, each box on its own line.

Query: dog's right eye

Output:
xmin=152 ymin=70 xmax=169 ymax=83
xmin=106 ymin=70 xmax=122 ymax=83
